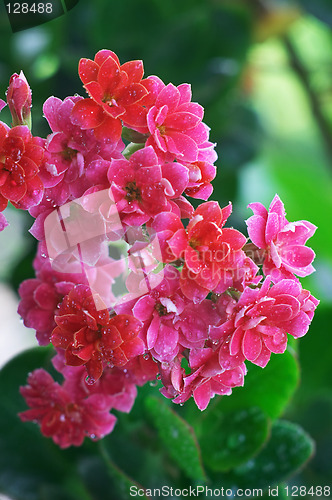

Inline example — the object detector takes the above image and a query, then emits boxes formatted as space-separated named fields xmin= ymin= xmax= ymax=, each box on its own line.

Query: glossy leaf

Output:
xmin=145 ymin=395 xmax=206 ymax=482
xmin=296 ymin=307 xmax=332 ymax=401
xmin=217 ymin=350 xmax=299 ymax=420
xmin=227 ymin=420 xmax=315 ymax=490
xmin=200 ymin=406 xmax=270 ymax=472
xmin=0 ymin=347 xmax=93 ymax=500
xmin=98 ymin=443 xmax=151 ymax=500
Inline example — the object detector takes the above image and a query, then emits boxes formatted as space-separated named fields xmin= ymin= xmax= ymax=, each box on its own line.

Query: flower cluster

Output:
xmin=0 ymin=52 xmax=318 ymax=448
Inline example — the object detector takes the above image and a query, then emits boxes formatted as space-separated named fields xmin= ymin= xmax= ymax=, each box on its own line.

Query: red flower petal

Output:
xmin=121 ymin=60 xmax=144 ymax=83
xmin=71 ymin=99 xmax=104 ymax=129
xmin=13 ymin=174 xmax=43 ymax=209
xmin=93 ymin=115 xmax=122 ymax=142
xmin=79 ymin=58 xmax=99 ymax=84
xmin=97 ymin=56 xmax=124 ymax=95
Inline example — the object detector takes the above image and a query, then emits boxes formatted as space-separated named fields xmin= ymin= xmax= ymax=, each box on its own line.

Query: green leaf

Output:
xmin=145 ymin=395 xmax=206 ymax=483
xmin=290 ymin=394 xmax=332 ymax=486
xmin=98 ymin=443 xmax=152 ymax=500
xmin=217 ymin=350 xmax=299 ymax=420
xmin=227 ymin=420 xmax=315 ymax=490
xmin=0 ymin=347 xmax=93 ymax=500
xmin=200 ymin=407 xmax=270 ymax=472
xmin=296 ymin=306 xmax=332 ymax=401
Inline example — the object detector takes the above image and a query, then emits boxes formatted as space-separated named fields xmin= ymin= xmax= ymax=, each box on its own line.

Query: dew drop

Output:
xmin=85 ymin=375 xmax=96 ymax=386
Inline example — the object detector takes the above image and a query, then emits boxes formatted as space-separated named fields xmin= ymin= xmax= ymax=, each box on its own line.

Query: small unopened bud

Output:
xmin=6 ymin=71 xmax=32 ymax=129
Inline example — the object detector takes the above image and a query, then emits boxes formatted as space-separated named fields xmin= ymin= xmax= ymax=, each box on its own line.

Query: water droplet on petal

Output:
xmin=85 ymin=376 xmax=96 ymax=386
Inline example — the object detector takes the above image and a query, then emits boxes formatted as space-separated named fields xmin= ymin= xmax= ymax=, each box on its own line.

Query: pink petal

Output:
xmin=247 ymin=202 xmax=268 ymax=218
xmin=146 ymin=315 xmax=160 ymax=349
xmin=0 ymin=212 xmax=8 ymax=231
xmin=193 ymin=381 xmax=211 ymax=411
xmin=265 ymin=212 xmax=280 ymax=244
xmin=269 ymin=279 xmax=302 ymax=298
xmin=242 ymin=329 xmax=262 ymax=361
xmin=166 ymin=132 xmax=198 ymax=162
xmin=133 ymin=295 xmax=156 ymax=321
xmin=43 ymin=97 xmax=62 ymax=131
xmin=164 ymin=111 xmax=201 ymax=131
xmin=280 ymin=245 xmax=315 ymax=268
xmin=283 ymin=310 xmax=310 ymax=338
xmin=246 ymin=215 xmax=267 ymax=248
xmin=177 ymin=84 xmax=192 ymax=105
xmin=168 ymin=228 xmax=188 ymax=259
xmin=156 ymin=83 xmax=180 ymax=111
xmin=263 ymin=331 xmax=288 ymax=354
xmin=33 ymin=283 xmax=57 ymax=310
xmin=229 ymin=326 xmax=244 ymax=356
xmin=154 ymin=323 xmax=179 ymax=358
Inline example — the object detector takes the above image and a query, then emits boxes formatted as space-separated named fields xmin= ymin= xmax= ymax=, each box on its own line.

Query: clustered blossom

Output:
xmin=0 ymin=50 xmax=318 ymax=448
xmin=246 ymin=195 xmax=317 ymax=282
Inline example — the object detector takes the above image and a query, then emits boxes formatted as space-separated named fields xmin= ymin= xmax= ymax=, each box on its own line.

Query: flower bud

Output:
xmin=6 ymin=71 xmax=32 ymax=129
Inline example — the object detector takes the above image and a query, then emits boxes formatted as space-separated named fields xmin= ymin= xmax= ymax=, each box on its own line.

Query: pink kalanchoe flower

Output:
xmin=122 ymin=353 xmax=159 ymax=386
xmin=18 ymin=247 xmax=89 ymax=346
xmin=52 ymin=355 xmax=138 ymax=414
xmin=6 ymin=71 xmax=32 ymax=128
xmin=0 ymin=124 xmax=44 ymax=211
xmin=19 ymin=369 xmax=116 ymax=448
xmin=107 ymin=146 xmax=188 ymax=226
xmin=210 ymin=277 xmax=319 ymax=368
xmin=71 ymin=50 xmax=148 ymax=142
xmin=144 ymin=82 xmax=210 ymax=163
xmin=179 ymin=363 xmax=246 ymax=411
xmin=51 ymin=285 xmax=144 ymax=383
xmin=36 ymin=95 xmax=124 ymax=209
xmin=116 ymin=266 xmax=186 ymax=363
xmin=153 ymin=201 xmax=247 ymax=302
xmin=175 ymin=299 xmax=220 ymax=350
xmin=159 ymin=354 xmax=246 ymax=410
xmin=184 ymin=160 xmax=216 ymax=200
xmin=246 ymin=194 xmax=317 ymax=282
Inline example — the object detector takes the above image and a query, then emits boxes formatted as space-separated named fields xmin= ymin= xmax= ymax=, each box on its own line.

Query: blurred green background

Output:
xmin=0 ymin=0 xmax=332 ymax=498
